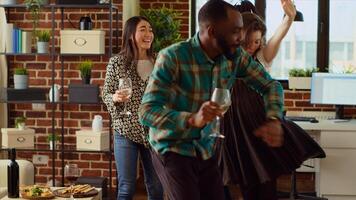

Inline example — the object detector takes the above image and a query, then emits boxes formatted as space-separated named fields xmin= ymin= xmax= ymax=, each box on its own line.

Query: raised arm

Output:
xmin=262 ymin=0 xmax=296 ymax=63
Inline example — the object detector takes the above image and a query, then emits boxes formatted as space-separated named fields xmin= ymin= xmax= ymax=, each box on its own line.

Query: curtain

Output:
xmin=0 ymin=7 xmax=8 ymax=130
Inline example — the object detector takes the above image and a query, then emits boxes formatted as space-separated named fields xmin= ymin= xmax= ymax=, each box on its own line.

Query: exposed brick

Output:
xmin=91 ymin=162 xmax=110 ymax=169
xmin=284 ymin=92 xmax=304 ymax=100
xmin=82 ymin=170 xmax=102 ymax=177
xmin=81 ymin=154 xmax=101 ymax=161
xmin=26 ymin=111 xmax=47 ymax=118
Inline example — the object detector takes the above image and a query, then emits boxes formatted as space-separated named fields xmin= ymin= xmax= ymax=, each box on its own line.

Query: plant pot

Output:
xmin=82 ymin=75 xmax=91 ymax=84
xmin=37 ymin=41 xmax=49 ymax=53
xmin=17 ymin=122 xmax=25 ymax=130
xmin=288 ymin=77 xmax=311 ymax=90
xmin=49 ymin=141 xmax=55 ymax=150
xmin=14 ymin=74 xmax=28 ymax=89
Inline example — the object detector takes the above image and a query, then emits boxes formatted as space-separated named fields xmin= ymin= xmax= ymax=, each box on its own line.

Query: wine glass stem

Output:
xmin=216 ymin=117 xmax=220 ymax=134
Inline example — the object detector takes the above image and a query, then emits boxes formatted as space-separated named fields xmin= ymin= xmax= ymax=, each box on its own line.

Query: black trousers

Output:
xmin=242 ymin=179 xmax=277 ymax=200
xmin=151 ymin=151 xmax=224 ymax=200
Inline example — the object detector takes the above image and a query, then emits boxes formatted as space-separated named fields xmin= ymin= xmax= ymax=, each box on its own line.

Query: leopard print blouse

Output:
xmin=102 ymin=54 xmax=151 ymax=146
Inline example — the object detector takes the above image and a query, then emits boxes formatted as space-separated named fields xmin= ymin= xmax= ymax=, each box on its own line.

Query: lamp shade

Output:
xmin=294 ymin=9 xmax=304 ymax=22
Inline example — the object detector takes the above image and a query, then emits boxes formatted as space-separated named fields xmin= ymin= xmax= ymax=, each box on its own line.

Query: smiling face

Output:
xmin=244 ymin=30 xmax=262 ymax=55
xmin=134 ymin=20 xmax=154 ymax=53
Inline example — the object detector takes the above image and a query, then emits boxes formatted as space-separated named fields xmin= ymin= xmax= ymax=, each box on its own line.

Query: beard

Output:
xmin=216 ymin=35 xmax=236 ymax=61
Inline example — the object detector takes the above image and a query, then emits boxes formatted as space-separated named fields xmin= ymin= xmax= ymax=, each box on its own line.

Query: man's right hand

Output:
xmin=188 ymin=101 xmax=223 ymax=128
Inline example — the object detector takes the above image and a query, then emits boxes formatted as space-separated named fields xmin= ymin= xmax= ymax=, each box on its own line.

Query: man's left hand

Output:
xmin=254 ymin=119 xmax=284 ymax=147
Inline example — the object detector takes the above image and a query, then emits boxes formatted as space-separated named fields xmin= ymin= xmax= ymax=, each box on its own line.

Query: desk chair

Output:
xmin=278 ymin=164 xmax=328 ymax=200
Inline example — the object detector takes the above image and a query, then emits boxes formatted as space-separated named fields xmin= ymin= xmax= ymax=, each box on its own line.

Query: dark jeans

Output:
xmin=114 ymin=133 xmax=163 ymax=200
xmin=151 ymin=150 xmax=224 ymax=200
xmin=242 ymin=179 xmax=277 ymax=200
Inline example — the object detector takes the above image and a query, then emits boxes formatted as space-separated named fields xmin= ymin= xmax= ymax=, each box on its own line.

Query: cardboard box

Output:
xmin=1 ymin=128 xmax=35 ymax=148
xmin=60 ymin=30 xmax=105 ymax=54
xmin=76 ymin=130 xmax=109 ymax=151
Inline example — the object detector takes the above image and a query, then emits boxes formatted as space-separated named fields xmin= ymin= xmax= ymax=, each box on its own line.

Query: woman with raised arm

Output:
xmin=220 ymin=1 xmax=324 ymax=200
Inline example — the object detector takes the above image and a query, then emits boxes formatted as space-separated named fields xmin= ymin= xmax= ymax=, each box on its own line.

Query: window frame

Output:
xmin=190 ymin=0 xmax=331 ymax=75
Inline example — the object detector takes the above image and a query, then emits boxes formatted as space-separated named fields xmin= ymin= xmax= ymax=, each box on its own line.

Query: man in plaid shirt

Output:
xmin=139 ymin=1 xmax=284 ymax=199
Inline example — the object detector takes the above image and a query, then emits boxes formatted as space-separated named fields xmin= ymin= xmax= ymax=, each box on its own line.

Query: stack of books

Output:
xmin=5 ymin=23 xmax=32 ymax=53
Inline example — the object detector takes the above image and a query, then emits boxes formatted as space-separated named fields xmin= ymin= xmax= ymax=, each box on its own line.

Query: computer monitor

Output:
xmin=310 ymin=73 xmax=356 ymax=119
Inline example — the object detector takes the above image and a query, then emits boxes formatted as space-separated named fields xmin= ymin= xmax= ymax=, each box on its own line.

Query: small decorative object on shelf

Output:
xmin=288 ymin=68 xmax=318 ymax=90
xmin=49 ymin=84 xmax=61 ymax=102
xmin=15 ymin=116 xmax=26 ymax=130
xmin=36 ymin=29 xmax=50 ymax=53
xmin=13 ymin=67 xmax=28 ymax=89
xmin=7 ymin=148 xmax=19 ymax=198
xmin=1 ymin=128 xmax=35 ymax=148
xmin=92 ymin=115 xmax=103 ymax=132
xmin=79 ymin=16 xmax=92 ymax=30
xmin=78 ymin=60 xmax=93 ymax=84
xmin=47 ymin=133 xmax=60 ymax=150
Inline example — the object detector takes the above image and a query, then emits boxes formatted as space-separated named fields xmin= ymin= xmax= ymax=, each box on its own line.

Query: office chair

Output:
xmin=278 ymin=165 xmax=328 ymax=200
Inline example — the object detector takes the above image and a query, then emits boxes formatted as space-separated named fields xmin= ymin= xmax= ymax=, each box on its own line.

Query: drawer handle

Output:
xmin=84 ymin=139 xmax=92 ymax=144
xmin=74 ymin=38 xmax=87 ymax=47
xmin=17 ymin=137 xmax=26 ymax=143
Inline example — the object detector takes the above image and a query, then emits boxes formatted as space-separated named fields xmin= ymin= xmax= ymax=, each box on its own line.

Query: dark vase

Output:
xmin=82 ymin=75 xmax=91 ymax=84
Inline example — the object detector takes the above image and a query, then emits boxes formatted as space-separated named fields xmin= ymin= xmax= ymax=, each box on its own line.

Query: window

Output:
xmin=329 ymin=0 xmax=356 ymax=73
xmin=266 ymin=0 xmax=318 ymax=79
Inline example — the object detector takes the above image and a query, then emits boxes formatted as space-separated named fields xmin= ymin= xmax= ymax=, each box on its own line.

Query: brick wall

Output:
xmin=6 ymin=0 xmax=190 ymax=188
xmin=7 ymin=0 xmax=356 ymax=193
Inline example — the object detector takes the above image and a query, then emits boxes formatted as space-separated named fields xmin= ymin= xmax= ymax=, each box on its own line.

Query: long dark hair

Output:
xmin=120 ymin=16 xmax=154 ymax=62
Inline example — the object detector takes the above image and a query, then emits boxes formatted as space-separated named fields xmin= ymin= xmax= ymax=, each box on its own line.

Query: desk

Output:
xmin=295 ymin=119 xmax=356 ymax=200
xmin=0 ymin=187 xmax=102 ymax=200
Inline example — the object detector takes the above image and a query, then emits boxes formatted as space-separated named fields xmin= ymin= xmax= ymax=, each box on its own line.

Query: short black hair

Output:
xmin=198 ymin=0 xmax=237 ymax=25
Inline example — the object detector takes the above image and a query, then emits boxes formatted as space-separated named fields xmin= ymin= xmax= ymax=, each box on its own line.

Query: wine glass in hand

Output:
xmin=210 ymin=88 xmax=231 ymax=138
xmin=118 ymin=77 xmax=133 ymax=116
xmin=64 ymin=164 xmax=80 ymax=200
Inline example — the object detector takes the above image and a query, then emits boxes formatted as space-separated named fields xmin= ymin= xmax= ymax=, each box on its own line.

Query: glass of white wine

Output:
xmin=210 ymin=88 xmax=231 ymax=138
xmin=118 ymin=77 xmax=133 ymax=116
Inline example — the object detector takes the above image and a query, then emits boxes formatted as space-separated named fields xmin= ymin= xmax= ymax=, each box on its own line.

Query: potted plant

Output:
xmin=47 ymin=133 xmax=60 ymax=150
xmin=141 ymin=7 xmax=182 ymax=53
xmin=78 ymin=60 xmax=93 ymax=84
xmin=15 ymin=116 xmax=26 ymax=130
xmin=36 ymin=30 xmax=50 ymax=53
xmin=288 ymin=68 xmax=317 ymax=90
xmin=14 ymin=67 xmax=29 ymax=89
xmin=24 ymin=0 xmax=48 ymax=50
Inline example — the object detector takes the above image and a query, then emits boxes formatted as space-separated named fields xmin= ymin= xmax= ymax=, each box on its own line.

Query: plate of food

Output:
xmin=20 ymin=185 xmax=55 ymax=200
xmin=53 ymin=184 xmax=98 ymax=198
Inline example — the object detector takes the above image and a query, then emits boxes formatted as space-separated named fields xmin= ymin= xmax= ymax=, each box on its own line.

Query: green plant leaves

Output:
xmin=141 ymin=7 xmax=182 ymax=53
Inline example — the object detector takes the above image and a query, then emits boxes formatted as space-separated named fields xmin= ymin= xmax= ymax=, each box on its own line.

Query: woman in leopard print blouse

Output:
xmin=102 ymin=16 xmax=163 ymax=200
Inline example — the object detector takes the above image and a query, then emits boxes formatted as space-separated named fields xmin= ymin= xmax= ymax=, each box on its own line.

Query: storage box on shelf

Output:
xmin=75 ymin=130 xmax=109 ymax=151
xmin=60 ymin=30 xmax=105 ymax=54
xmin=68 ymin=84 xmax=99 ymax=103
xmin=1 ymin=128 xmax=35 ymax=148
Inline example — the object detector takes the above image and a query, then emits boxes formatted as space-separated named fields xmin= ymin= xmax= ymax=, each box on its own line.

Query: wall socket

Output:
xmin=32 ymin=103 xmax=46 ymax=111
xmin=33 ymin=155 xmax=49 ymax=165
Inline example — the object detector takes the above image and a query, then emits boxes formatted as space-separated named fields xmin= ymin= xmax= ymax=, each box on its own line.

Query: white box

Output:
xmin=1 ymin=128 xmax=35 ymax=148
xmin=76 ymin=130 xmax=109 ymax=151
xmin=60 ymin=30 xmax=105 ymax=54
